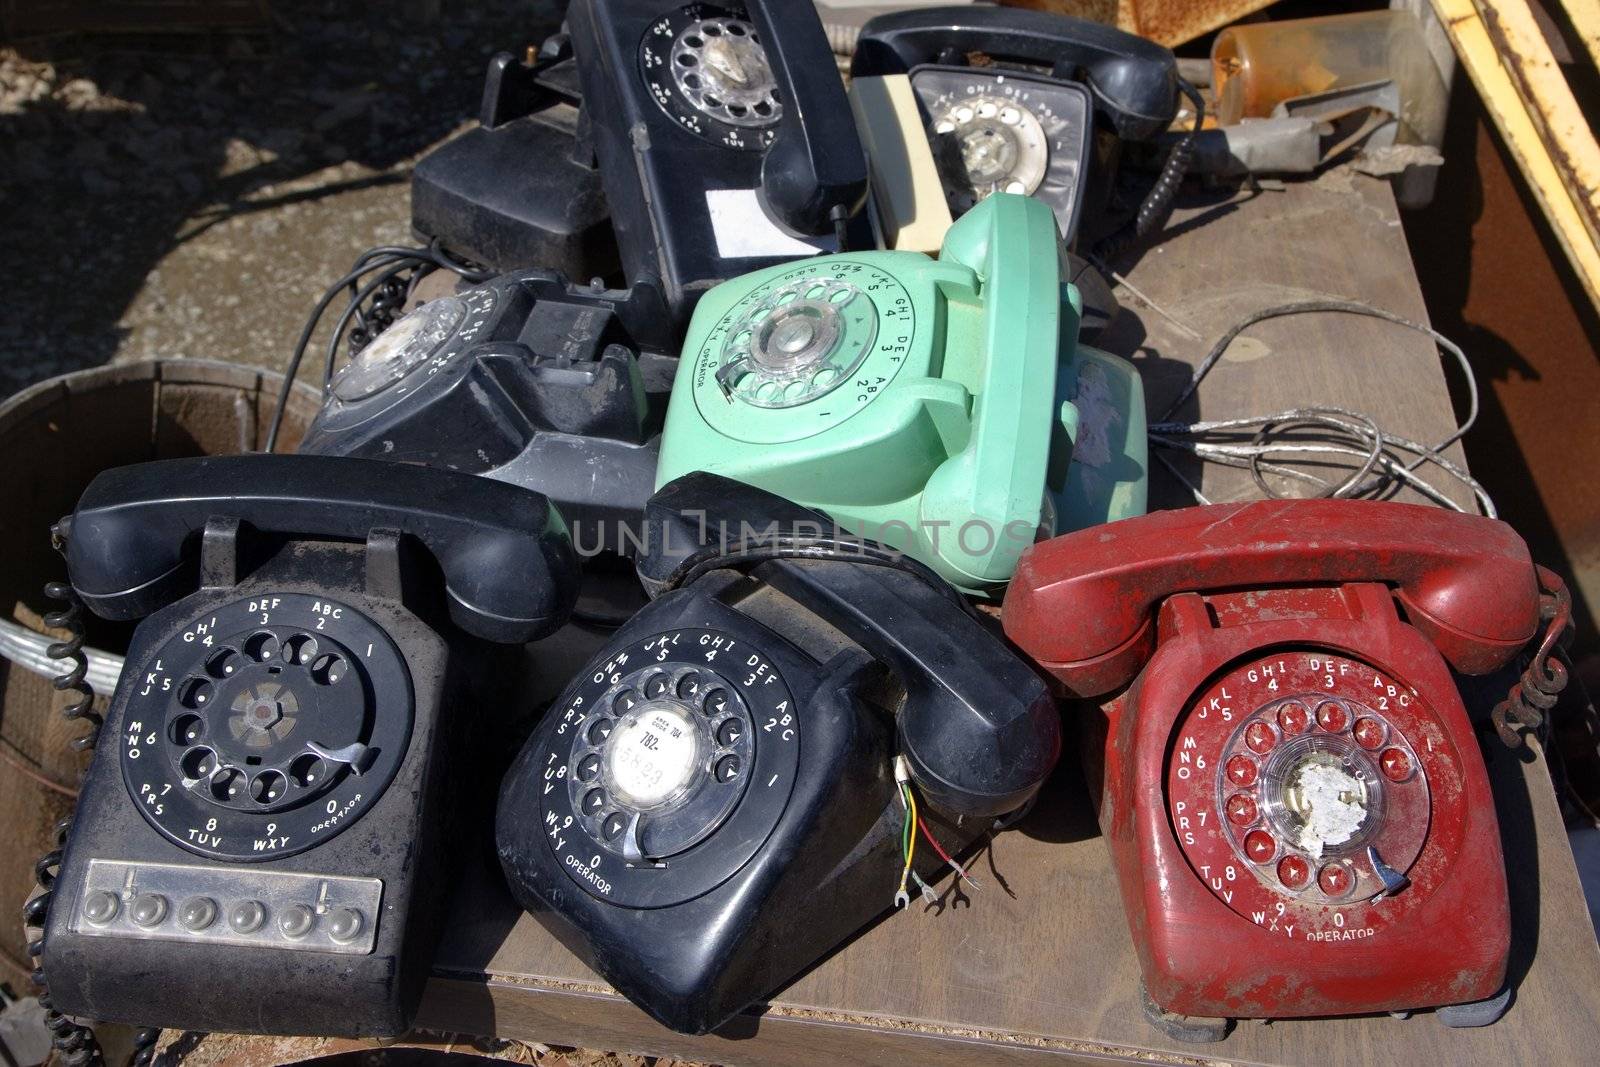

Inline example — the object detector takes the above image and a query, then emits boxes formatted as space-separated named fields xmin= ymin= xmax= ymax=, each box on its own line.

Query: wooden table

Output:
xmin=401 ymin=170 xmax=1600 ymax=1065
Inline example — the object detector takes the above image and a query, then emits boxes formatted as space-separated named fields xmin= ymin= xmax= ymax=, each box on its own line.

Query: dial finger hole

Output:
xmin=205 ymin=649 xmax=240 ymax=679
xmin=582 ymin=789 xmax=607 ymax=816
xmin=703 ymin=688 xmax=729 ymax=716
xmin=587 ymin=717 xmax=614 ymax=747
xmin=643 ymin=674 xmax=670 ymax=700
xmin=1379 ymin=747 xmax=1415 ymax=782
xmin=309 ymin=653 xmax=347 ymax=686
xmin=1226 ymin=754 xmax=1258 ymax=786
xmin=284 ymin=634 xmax=319 ymax=666
xmin=1315 ymin=700 xmax=1349 ymax=732
xmin=1276 ymin=702 xmax=1311 ymax=734
xmin=178 ymin=678 xmax=213 ymax=709
xmin=289 ymin=753 xmax=326 ymax=787
xmin=614 ymin=690 xmax=640 ymax=714
xmin=1352 ymin=716 xmax=1386 ymax=749
xmin=715 ymin=717 xmax=744 ymax=747
xmin=250 ymin=770 xmax=287 ymax=804
xmin=1244 ymin=829 xmax=1277 ymax=863
xmin=209 ymin=767 xmax=244 ymax=801
xmin=1277 ymin=854 xmax=1311 ymax=889
xmin=170 ymin=713 xmax=204 ymax=745
xmin=1244 ymin=721 xmax=1276 ymax=754
xmin=676 ymin=673 xmax=701 ymax=700
xmin=1224 ymin=792 xmax=1258 ymax=826
xmin=181 ymin=746 xmax=216 ymax=780
xmin=243 ymin=632 xmax=280 ymax=662
xmin=1318 ymin=862 xmax=1354 ymax=897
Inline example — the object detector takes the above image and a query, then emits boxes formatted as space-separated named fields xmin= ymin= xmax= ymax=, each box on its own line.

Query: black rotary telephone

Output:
xmin=849 ymin=6 xmax=1187 ymax=253
xmin=496 ymin=472 xmax=1059 ymax=1034
xmin=411 ymin=38 xmax=620 ymax=284
xmin=34 ymin=454 xmax=578 ymax=1037
xmin=567 ymin=0 xmax=873 ymax=332
xmin=297 ymin=269 xmax=672 ymax=560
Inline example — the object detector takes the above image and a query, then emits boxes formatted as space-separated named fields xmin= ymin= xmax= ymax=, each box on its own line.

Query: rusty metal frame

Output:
xmin=999 ymin=0 xmax=1280 ymax=48
xmin=1431 ymin=0 xmax=1600 ymax=313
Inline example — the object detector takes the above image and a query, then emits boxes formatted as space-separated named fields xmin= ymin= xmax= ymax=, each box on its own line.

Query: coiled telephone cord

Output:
xmin=1493 ymin=565 xmax=1573 ymax=750
xmin=25 ymin=529 xmax=164 ymax=1066
xmin=1092 ymin=79 xmax=1205 ymax=262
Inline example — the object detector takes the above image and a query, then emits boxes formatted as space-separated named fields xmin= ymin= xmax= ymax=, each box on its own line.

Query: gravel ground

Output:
xmin=0 ymin=0 xmax=562 ymax=397
xmin=0 ymin=5 xmax=719 ymax=1063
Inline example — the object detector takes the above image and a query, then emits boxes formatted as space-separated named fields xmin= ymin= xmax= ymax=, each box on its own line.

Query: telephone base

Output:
xmin=1139 ymin=984 xmax=1231 ymax=1043
xmin=1437 ymin=987 xmax=1512 ymax=1028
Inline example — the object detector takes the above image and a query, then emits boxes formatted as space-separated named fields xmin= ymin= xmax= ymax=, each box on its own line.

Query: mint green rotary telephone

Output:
xmin=654 ymin=193 xmax=1147 ymax=593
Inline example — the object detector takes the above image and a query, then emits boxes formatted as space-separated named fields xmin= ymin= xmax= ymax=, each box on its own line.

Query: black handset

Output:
xmin=411 ymin=39 xmax=620 ymax=282
xmin=566 ymin=0 xmax=872 ymax=332
xmin=297 ymin=271 xmax=674 ymax=560
xmin=496 ymin=473 xmax=1058 ymax=1034
xmin=849 ymin=6 xmax=1183 ymax=251
xmin=37 ymin=454 xmax=578 ymax=1038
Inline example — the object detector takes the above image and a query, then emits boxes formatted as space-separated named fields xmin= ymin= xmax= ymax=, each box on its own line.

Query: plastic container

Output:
xmin=1211 ymin=10 xmax=1447 ymax=147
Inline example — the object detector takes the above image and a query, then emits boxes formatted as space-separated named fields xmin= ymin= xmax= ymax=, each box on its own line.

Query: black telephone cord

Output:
xmin=1092 ymin=78 xmax=1205 ymax=262
xmin=25 ymin=531 xmax=163 ymax=1066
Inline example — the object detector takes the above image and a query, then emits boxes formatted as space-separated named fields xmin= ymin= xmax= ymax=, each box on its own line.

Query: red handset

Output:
xmin=1002 ymin=499 xmax=1541 ymax=1034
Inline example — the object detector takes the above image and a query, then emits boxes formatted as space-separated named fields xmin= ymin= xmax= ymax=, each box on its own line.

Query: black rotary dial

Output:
xmin=639 ymin=4 xmax=781 ymax=150
xmin=539 ymin=627 xmax=800 ymax=908
xmin=120 ymin=594 xmax=412 ymax=861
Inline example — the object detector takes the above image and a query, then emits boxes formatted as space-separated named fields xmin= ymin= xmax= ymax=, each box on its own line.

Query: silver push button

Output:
xmin=129 ymin=893 xmax=168 ymax=928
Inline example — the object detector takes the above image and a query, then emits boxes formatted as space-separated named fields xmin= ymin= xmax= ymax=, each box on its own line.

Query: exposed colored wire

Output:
xmin=895 ymin=780 xmax=917 ymax=907
xmin=918 ymin=815 xmax=980 ymax=890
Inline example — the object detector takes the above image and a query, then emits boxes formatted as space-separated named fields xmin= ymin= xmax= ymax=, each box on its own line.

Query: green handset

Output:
xmin=655 ymin=193 xmax=1146 ymax=593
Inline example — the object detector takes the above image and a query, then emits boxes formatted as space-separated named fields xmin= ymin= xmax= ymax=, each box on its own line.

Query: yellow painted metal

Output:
xmin=1430 ymin=0 xmax=1600 ymax=313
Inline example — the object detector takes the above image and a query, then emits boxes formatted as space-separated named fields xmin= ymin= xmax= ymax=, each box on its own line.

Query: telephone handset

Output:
xmin=497 ymin=472 xmax=1058 ymax=1033
xmin=38 ymin=454 xmax=579 ymax=1037
xmin=567 ymin=0 xmax=872 ymax=331
xmin=849 ymin=6 xmax=1180 ymax=252
xmin=1001 ymin=500 xmax=1540 ymax=1033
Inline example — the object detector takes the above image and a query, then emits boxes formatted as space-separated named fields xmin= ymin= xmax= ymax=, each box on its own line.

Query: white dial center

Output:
xmin=1283 ymin=755 xmax=1369 ymax=857
xmin=603 ymin=703 xmax=703 ymax=810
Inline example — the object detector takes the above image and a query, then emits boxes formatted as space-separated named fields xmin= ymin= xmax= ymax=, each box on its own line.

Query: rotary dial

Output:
xmin=642 ymin=4 xmax=780 ymax=149
xmin=330 ymin=296 xmax=466 ymax=402
xmin=539 ymin=627 xmax=801 ymax=908
xmin=714 ymin=276 xmax=875 ymax=408
xmin=930 ymin=93 xmax=1050 ymax=208
xmin=120 ymin=595 xmax=412 ymax=861
xmin=1165 ymin=649 xmax=1454 ymax=943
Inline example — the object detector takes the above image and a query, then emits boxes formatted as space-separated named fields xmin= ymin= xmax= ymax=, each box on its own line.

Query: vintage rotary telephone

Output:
xmin=849 ymin=6 xmax=1188 ymax=254
xmin=411 ymin=38 xmax=619 ymax=283
xmin=566 ymin=0 xmax=873 ymax=333
xmin=1001 ymin=500 xmax=1560 ymax=1037
xmin=298 ymin=270 xmax=672 ymax=560
xmin=31 ymin=454 xmax=578 ymax=1037
xmin=654 ymin=191 xmax=1147 ymax=594
xmin=496 ymin=472 xmax=1059 ymax=1034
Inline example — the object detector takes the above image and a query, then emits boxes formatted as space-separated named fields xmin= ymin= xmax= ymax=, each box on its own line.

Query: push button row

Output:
xmin=73 ymin=859 xmax=381 ymax=954
xmin=83 ymin=889 xmax=364 ymax=943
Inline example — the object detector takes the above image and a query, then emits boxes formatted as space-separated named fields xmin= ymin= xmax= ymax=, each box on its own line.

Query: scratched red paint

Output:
xmin=1001 ymin=501 xmax=1540 ymax=1019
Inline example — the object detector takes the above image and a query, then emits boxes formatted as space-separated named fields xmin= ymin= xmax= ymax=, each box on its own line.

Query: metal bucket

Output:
xmin=0 ymin=360 xmax=319 ymax=979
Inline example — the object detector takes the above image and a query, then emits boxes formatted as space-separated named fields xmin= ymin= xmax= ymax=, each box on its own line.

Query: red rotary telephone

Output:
xmin=1002 ymin=499 xmax=1548 ymax=1035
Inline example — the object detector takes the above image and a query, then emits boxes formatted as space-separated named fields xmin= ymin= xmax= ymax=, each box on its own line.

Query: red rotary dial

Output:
xmin=1166 ymin=648 xmax=1450 ymax=941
